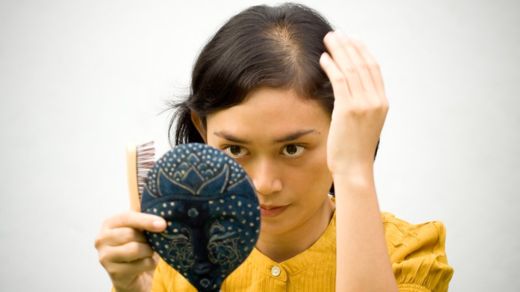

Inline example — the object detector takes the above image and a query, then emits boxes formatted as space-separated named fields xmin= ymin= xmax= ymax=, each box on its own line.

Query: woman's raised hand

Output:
xmin=95 ymin=211 xmax=166 ymax=292
xmin=319 ymin=31 xmax=388 ymax=175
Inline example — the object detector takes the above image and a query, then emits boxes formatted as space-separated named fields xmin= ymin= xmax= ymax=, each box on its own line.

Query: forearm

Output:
xmin=333 ymin=164 xmax=398 ymax=292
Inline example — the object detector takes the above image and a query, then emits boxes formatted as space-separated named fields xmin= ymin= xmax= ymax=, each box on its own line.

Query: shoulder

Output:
xmin=381 ymin=212 xmax=454 ymax=292
xmin=381 ymin=212 xmax=448 ymax=261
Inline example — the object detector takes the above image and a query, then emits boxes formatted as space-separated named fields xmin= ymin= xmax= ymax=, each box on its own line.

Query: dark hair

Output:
xmin=167 ymin=2 xmax=379 ymax=178
xmin=168 ymin=3 xmax=335 ymax=145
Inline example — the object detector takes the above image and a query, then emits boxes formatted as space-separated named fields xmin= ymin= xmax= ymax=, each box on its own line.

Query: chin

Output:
xmin=259 ymin=219 xmax=294 ymax=236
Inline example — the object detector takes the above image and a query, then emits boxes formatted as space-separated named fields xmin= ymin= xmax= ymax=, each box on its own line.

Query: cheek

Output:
xmin=289 ymin=148 xmax=332 ymax=196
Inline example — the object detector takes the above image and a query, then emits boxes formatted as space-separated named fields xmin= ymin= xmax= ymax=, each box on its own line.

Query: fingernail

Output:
xmin=152 ymin=219 xmax=165 ymax=229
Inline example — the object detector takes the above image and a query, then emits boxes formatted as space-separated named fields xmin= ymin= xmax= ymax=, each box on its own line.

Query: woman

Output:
xmin=95 ymin=3 xmax=454 ymax=291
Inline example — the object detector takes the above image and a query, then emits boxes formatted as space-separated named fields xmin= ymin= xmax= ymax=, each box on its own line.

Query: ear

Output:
xmin=190 ymin=111 xmax=207 ymax=143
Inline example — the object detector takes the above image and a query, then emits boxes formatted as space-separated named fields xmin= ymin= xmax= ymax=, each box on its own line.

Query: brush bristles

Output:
xmin=136 ymin=141 xmax=155 ymax=196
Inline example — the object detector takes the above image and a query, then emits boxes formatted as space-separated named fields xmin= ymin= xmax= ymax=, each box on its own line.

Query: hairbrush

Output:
xmin=141 ymin=143 xmax=260 ymax=292
xmin=126 ymin=141 xmax=155 ymax=211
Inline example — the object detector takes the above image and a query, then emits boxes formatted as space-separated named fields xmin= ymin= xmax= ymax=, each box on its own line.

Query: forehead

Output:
xmin=206 ymin=88 xmax=330 ymax=135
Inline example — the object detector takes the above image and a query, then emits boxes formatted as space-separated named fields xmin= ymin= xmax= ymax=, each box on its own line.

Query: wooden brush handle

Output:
xmin=126 ymin=144 xmax=141 ymax=212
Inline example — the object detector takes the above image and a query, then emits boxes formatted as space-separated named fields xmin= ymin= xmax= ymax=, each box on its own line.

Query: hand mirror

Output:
xmin=141 ymin=143 xmax=260 ymax=291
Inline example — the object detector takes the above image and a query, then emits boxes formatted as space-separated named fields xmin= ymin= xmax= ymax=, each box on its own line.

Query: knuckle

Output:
xmin=94 ymin=236 xmax=103 ymax=249
xmin=100 ymin=218 xmax=111 ymax=230
xmin=94 ymin=230 xmax=109 ymax=249
xmin=332 ymin=74 xmax=347 ymax=84
xmin=372 ymin=103 xmax=386 ymax=112
xmin=323 ymin=32 xmax=334 ymax=43
xmin=359 ymin=104 xmax=372 ymax=113
xmin=360 ymin=63 xmax=371 ymax=70
xmin=106 ymin=265 xmax=120 ymax=278
xmin=368 ymin=61 xmax=380 ymax=69
xmin=120 ymin=211 xmax=133 ymax=224
xmin=347 ymin=105 xmax=368 ymax=116
xmin=98 ymin=251 xmax=110 ymax=266
xmin=127 ymin=241 xmax=142 ymax=255
xmin=129 ymin=229 xmax=143 ymax=242
xmin=107 ymin=216 xmax=122 ymax=229
xmin=349 ymin=100 xmax=388 ymax=115
xmin=116 ymin=228 xmax=132 ymax=243
xmin=374 ymin=99 xmax=389 ymax=109
xmin=344 ymin=66 xmax=356 ymax=75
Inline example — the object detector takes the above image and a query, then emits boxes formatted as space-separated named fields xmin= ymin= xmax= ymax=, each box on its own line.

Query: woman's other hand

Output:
xmin=320 ymin=31 xmax=388 ymax=176
xmin=95 ymin=211 xmax=166 ymax=292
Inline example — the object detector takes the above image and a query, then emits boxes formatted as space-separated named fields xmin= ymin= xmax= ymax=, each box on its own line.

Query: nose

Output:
xmin=250 ymin=158 xmax=282 ymax=196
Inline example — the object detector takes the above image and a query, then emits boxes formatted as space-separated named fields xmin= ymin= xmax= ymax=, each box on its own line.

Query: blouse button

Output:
xmin=271 ymin=265 xmax=281 ymax=277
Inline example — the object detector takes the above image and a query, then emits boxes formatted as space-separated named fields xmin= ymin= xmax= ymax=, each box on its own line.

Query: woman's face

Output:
xmin=203 ymin=87 xmax=333 ymax=236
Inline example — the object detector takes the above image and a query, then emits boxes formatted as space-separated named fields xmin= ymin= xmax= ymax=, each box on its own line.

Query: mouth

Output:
xmin=260 ymin=204 xmax=289 ymax=217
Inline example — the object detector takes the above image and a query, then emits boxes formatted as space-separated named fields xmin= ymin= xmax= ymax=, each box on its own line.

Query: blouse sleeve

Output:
xmin=151 ymin=258 xmax=169 ymax=292
xmin=382 ymin=213 xmax=454 ymax=292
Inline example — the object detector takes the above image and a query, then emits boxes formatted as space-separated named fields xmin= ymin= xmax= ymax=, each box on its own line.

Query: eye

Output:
xmin=223 ymin=145 xmax=248 ymax=158
xmin=281 ymin=144 xmax=304 ymax=157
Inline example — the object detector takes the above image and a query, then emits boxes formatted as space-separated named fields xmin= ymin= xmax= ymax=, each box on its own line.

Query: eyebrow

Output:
xmin=213 ymin=129 xmax=318 ymax=144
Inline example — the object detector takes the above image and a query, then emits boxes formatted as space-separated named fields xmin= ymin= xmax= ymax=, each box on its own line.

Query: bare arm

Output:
xmin=334 ymin=168 xmax=397 ymax=291
xmin=319 ymin=31 xmax=398 ymax=292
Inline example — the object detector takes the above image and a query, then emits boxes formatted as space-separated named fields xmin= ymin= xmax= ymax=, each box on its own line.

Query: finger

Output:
xmin=104 ymin=227 xmax=149 ymax=246
xmin=106 ymin=257 xmax=157 ymax=280
xmin=349 ymin=37 xmax=385 ymax=97
xmin=336 ymin=33 xmax=375 ymax=93
xmin=319 ymin=52 xmax=352 ymax=101
xmin=104 ymin=241 xmax=155 ymax=263
xmin=323 ymin=31 xmax=362 ymax=94
xmin=104 ymin=211 xmax=166 ymax=233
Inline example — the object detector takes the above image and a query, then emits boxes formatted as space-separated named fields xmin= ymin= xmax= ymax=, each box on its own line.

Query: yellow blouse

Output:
xmin=149 ymin=211 xmax=454 ymax=292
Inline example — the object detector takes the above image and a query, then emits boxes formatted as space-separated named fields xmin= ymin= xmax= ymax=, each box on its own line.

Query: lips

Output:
xmin=260 ymin=204 xmax=288 ymax=217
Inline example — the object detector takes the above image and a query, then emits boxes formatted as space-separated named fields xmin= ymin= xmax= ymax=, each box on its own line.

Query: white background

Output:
xmin=0 ymin=0 xmax=518 ymax=291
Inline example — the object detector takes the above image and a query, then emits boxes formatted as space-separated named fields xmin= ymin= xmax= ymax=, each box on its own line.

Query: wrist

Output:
xmin=330 ymin=160 xmax=374 ymax=178
xmin=331 ymin=162 xmax=376 ymax=194
xmin=112 ymin=277 xmax=150 ymax=292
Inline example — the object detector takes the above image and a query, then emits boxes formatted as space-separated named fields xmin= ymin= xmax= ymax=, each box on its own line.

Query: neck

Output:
xmin=256 ymin=197 xmax=335 ymax=263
